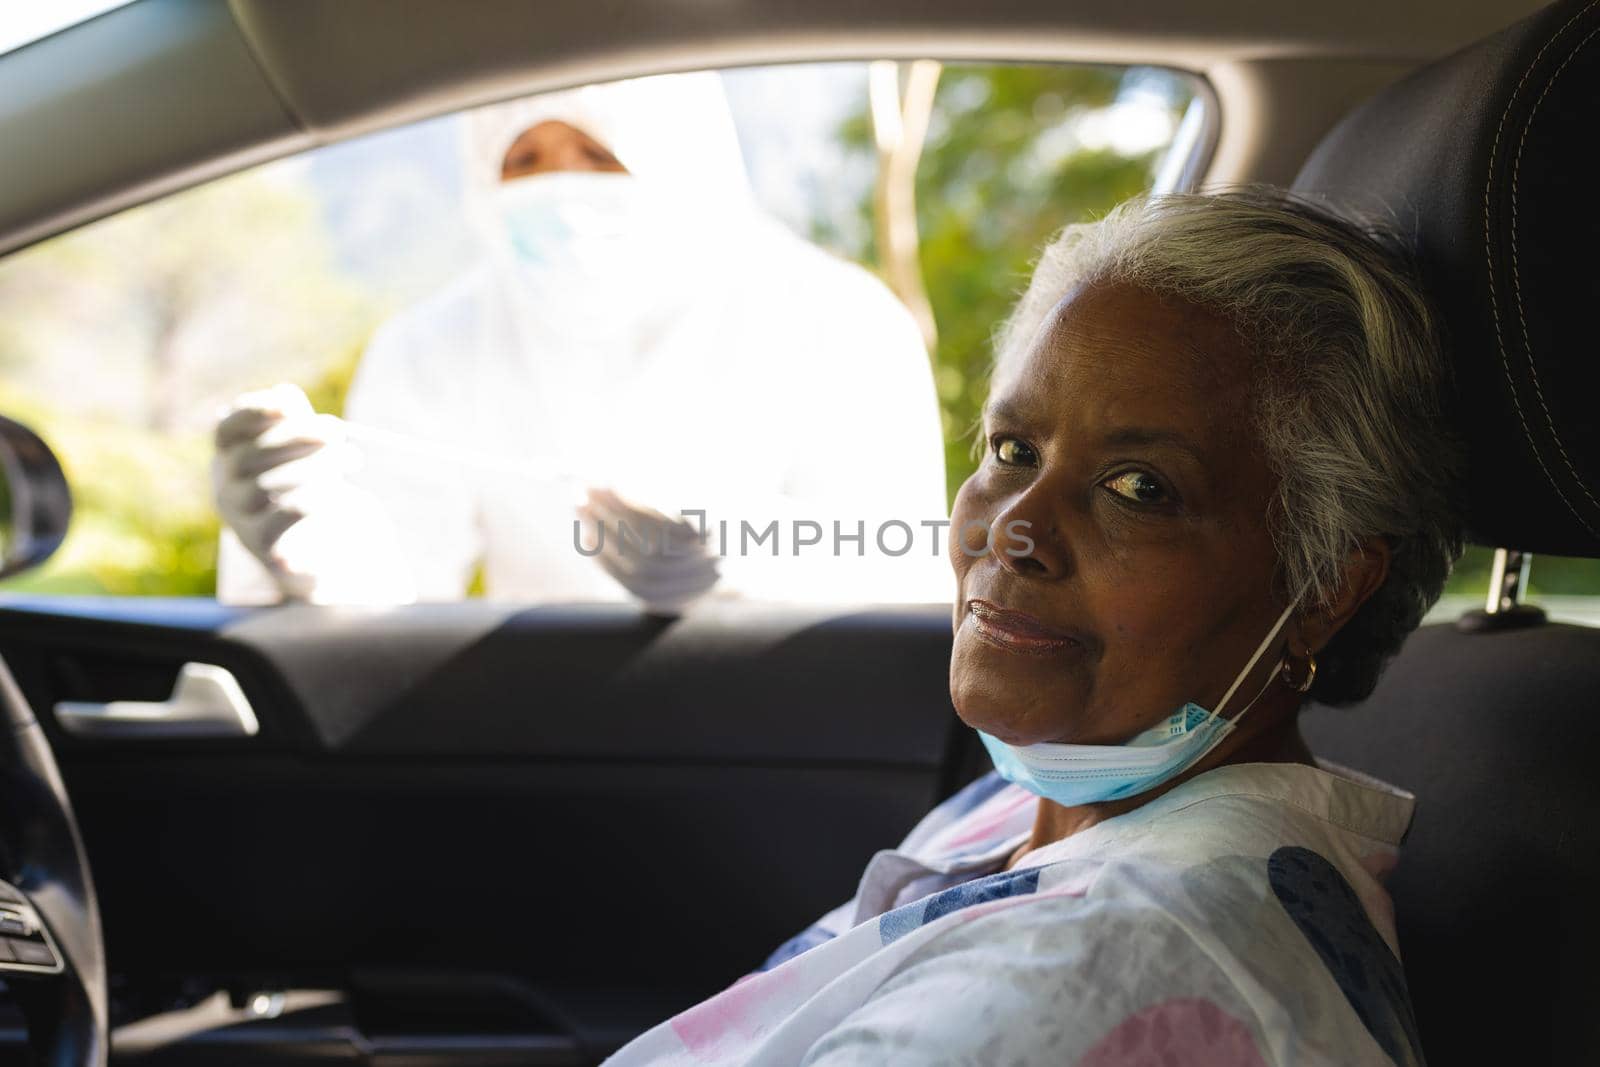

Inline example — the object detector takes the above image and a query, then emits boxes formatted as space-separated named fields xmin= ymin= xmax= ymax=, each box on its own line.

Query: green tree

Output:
xmin=834 ymin=65 xmax=1189 ymax=504
xmin=0 ymin=167 xmax=380 ymax=596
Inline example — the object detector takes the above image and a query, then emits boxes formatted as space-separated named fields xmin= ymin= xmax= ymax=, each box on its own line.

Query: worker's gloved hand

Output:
xmin=576 ymin=487 xmax=720 ymax=615
xmin=211 ymin=383 xmax=415 ymax=605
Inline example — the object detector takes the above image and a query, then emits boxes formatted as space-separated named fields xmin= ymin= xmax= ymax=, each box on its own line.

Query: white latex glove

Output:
xmin=211 ymin=384 xmax=415 ymax=605
xmin=575 ymin=487 xmax=720 ymax=614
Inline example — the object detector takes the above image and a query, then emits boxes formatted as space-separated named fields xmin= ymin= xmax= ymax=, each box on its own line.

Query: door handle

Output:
xmin=53 ymin=662 xmax=260 ymax=739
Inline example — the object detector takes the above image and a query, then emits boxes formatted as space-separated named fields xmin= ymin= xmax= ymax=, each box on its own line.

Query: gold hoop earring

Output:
xmin=1280 ymin=651 xmax=1317 ymax=694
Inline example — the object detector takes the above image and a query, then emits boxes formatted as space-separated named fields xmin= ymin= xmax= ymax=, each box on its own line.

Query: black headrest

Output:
xmin=1293 ymin=0 xmax=1600 ymax=556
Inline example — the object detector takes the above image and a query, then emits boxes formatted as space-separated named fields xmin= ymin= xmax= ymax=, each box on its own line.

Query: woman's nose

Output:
xmin=991 ymin=492 xmax=1070 ymax=579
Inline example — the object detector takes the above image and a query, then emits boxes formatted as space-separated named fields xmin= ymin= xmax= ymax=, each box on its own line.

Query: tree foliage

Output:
xmin=0 ymin=169 xmax=378 ymax=596
xmin=834 ymin=64 xmax=1184 ymax=504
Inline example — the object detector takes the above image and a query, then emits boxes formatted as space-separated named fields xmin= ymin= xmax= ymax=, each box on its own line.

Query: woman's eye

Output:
xmin=992 ymin=436 xmax=1037 ymax=467
xmin=1102 ymin=470 xmax=1170 ymax=505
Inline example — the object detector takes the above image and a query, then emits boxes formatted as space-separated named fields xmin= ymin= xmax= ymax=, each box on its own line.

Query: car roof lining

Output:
xmin=0 ymin=0 xmax=1547 ymax=257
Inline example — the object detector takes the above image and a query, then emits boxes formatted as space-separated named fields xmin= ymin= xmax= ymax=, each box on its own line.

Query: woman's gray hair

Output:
xmin=999 ymin=188 xmax=1464 ymax=704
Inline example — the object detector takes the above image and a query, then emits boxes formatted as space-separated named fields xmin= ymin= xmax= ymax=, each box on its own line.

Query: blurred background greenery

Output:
xmin=0 ymin=168 xmax=376 ymax=596
xmin=831 ymin=64 xmax=1177 ymax=503
xmin=0 ymin=61 xmax=1588 ymax=601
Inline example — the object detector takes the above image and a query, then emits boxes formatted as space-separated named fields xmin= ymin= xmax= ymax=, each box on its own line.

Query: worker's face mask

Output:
xmin=977 ymin=595 xmax=1302 ymax=807
xmin=495 ymin=171 xmax=664 ymax=280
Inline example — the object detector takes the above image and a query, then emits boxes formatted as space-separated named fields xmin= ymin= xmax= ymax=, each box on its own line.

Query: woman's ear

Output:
xmin=1296 ymin=538 xmax=1392 ymax=655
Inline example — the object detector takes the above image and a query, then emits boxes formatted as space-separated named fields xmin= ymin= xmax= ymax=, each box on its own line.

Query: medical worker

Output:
xmin=213 ymin=72 xmax=949 ymax=610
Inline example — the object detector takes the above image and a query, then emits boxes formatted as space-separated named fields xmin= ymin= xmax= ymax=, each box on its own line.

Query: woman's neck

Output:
xmin=1003 ymin=709 xmax=1314 ymax=871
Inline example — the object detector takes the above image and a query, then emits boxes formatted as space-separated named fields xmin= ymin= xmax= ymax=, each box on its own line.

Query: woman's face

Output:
xmin=950 ymin=282 xmax=1289 ymax=746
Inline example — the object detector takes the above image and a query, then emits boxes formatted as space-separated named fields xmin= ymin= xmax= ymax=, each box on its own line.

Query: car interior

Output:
xmin=0 ymin=0 xmax=1594 ymax=1063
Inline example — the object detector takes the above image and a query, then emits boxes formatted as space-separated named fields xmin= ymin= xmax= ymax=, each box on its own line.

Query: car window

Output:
xmin=0 ymin=61 xmax=1203 ymax=606
xmin=1428 ymin=546 xmax=1600 ymax=625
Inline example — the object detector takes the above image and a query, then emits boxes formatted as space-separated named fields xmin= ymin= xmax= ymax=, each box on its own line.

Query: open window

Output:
xmin=0 ymin=61 xmax=1206 ymax=609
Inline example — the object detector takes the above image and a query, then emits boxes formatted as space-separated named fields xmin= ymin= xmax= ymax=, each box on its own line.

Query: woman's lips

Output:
xmin=966 ymin=599 xmax=1087 ymax=656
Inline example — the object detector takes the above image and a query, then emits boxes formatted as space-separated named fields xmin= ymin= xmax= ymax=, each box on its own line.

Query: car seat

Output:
xmin=1293 ymin=0 xmax=1600 ymax=1060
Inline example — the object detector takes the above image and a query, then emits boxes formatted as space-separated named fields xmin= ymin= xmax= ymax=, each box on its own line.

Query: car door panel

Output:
xmin=0 ymin=597 xmax=972 ymax=1062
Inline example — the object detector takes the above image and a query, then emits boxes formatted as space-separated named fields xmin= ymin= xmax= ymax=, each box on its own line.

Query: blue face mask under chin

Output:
xmin=976 ymin=596 xmax=1301 ymax=807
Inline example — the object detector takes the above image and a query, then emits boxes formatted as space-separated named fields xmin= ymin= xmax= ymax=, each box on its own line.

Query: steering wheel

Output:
xmin=0 ymin=654 xmax=108 ymax=1065
xmin=0 ymin=416 xmax=108 ymax=1063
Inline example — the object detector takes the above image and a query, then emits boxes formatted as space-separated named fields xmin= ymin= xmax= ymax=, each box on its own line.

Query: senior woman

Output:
xmin=606 ymin=188 xmax=1461 ymax=1066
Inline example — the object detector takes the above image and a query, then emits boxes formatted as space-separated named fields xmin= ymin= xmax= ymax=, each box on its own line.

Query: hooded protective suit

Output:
xmin=217 ymin=72 xmax=950 ymax=607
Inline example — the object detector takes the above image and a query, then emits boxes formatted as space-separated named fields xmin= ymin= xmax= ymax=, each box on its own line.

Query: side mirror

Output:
xmin=0 ymin=416 xmax=71 ymax=581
